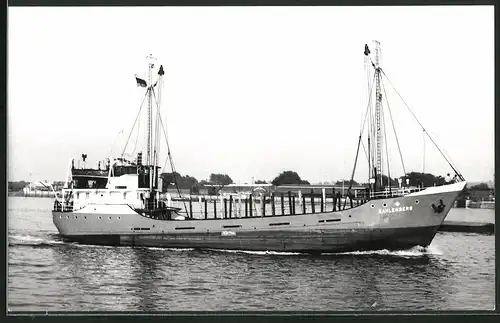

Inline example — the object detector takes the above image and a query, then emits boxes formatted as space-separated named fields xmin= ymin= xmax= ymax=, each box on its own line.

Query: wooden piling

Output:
xmin=249 ymin=195 xmax=253 ymax=217
xmin=271 ymin=193 xmax=276 ymax=216
xmin=204 ymin=198 xmax=208 ymax=219
xmin=310 ymin=189 xmax=315 ymax=213
xmin=229 ymin=195 xmax=233 ymax=218
xmin=281 ymin=193 xmax=285 ymax=216
xmin=302 ymin=194 xmax=306 ymax=214
xmin=320 ymin=193 xmax=324 ymax=213
xmin=262 ymin=195 xmax=266 ymax=217
xmin=224 ymin=198 xmax=227 ymax=219
xmin=245 ymin=198 xmax=248 ymax=217
xmin=189 ymin=198 xmax=193 ymax=218
xmin=292 ymin=195 xmax=296 ymax=214
xmin=214 ymin=200 xmax=217 ymax=219
xmin=332 ymin=188 xmax=336 ymax=211
xmin=288 ymin=191 xmax=292 ymax=216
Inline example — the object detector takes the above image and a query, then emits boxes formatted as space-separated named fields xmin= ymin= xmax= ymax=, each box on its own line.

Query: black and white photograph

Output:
xmin=7 ymin=5 xmax=494 ymax=312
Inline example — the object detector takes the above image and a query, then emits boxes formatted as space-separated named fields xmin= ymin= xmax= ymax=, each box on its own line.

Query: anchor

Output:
xmin=431 ymin=199 xmax=446 ymax=214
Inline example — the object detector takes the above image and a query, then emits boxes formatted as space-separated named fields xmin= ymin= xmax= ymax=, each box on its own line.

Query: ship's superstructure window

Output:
xmin=415 ymin=200 xmax=419 ymax=204
xmin=112 ymin=165 xmax=137 ymax=177
xmin=73 ymin=176 xmax=107 ymax=189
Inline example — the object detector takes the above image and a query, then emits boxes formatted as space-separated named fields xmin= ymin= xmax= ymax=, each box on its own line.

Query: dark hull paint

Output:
xmin=61 ymin=225 xmax=440 ymax=253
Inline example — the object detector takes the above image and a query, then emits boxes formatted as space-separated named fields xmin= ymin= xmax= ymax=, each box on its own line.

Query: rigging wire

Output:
xmin=152 ymin=89 xmax=189 ymax=216
xmin=342 ymin=72 xmax=376 ymax=209
xmin=380 ymin=69 xmax=465 ymax=181
xmin=108 ymin=130 xmax=124 ymax=157
xmin=121 ymin=90 xmax=149 ymax=158
xmin=131 ymin=108 xmax=142 ymax=156
xmin=381 ymin=104 xmax=391 ymax=192
xmin=422 ymin=129 xmax=426 ymax=173
xmin=380 ymin=77 xmax=406 ymax=177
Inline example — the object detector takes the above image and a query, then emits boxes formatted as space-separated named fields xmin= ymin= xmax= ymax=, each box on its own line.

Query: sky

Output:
xmin=8 ymin=6 xmax=494 ymax=184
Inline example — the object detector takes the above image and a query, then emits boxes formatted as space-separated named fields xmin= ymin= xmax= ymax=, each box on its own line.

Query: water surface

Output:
xmin=7 ymin=196 xmax=495 ymax=311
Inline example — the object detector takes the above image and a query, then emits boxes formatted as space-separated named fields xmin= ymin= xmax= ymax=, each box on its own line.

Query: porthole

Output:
xmin=108 ymin=216 xmax=112 ymax=220
xmin=101 ymin=194 xmax=103 ymax=197
xmin=117 ymin=216 xmax=121 ymax=220
xmin=98 ymin=216 xmax=102 ymax=220
xmin=415 ymin=200 xmax=419 ymax=204
xmin=66 ymin=216 xmax=69 ymax=219
xmin=84 ymin=216 xmax=87 ymax=219
xmin=75 ymin=216 xmax=78 ymax=219
xmin=349 ymin=215 xmax=352 ymax=218
xmin=382 ymin=203 xmax=387 ymax=207
xmin=370 ymin=204 xmax=375 ymax=208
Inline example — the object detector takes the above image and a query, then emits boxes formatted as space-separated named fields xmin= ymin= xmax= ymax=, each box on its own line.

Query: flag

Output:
xmin=135 ymin=76 xmax=147 ymax=87
xmin=364 ymin=44 xmax=371 ymax=56
xmin=158 ymin=65 xmax=164 ymax=76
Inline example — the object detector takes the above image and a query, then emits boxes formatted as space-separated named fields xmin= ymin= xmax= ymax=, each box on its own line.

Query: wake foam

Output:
xmin=8 ymin=234 xmax=66 ymax=247
xmin=325 ymin=245 xmax=443 ymax=257
xmin=205 ymin=245 xmax=443 ymax=258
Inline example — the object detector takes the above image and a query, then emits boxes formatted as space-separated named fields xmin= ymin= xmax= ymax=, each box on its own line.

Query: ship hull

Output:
xmin=52 ymin=182 xmax=466 ymax=253
xmin=59 ymin=225 xmax=439 ymax=253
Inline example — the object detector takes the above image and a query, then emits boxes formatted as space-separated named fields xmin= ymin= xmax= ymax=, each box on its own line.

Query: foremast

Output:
xmin=373 ymin=41 xmax=383 ymax=192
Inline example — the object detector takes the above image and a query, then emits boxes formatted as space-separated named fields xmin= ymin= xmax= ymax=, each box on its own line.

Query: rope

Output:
xmin=380 ymin=68 xmax=465 ymax=181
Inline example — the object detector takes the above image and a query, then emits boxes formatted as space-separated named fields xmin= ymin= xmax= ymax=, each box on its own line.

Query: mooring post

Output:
xmin=204 ymin=198 xmax=208 ymax=219
xmin=238 ymin=195 xmax=242 ymax=217
xmin=281 ymin=193 xmax=285 ymax=216
xmin=288 ymin=191 xmax=292 ymax=215
xmin=260 ymin=194 xmax=264 ymax=217
xmin=271 ymin=193 xmax=276 ymax=216
xmin=249 ymin=195 xmax=253 ymax=217
xmin=320 ymin=190 xmax=324 ymax=213
xmin=245 ymin=197 xmax=248 ymax=217
xmin=229 ymin=195 xmax=233 ymax=218
xmin=310 ymin=189 xmax=315 ymax=213
xmin=189 ymin=197 xmax=193 ymax=218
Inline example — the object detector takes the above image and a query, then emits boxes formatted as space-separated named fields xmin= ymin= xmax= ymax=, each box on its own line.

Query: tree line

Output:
xmin=8 ymin=171 xmax=494 ymax=202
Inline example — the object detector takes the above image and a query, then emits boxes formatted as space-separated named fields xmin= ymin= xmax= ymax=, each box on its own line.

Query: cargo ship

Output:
xmin=52 ymin=43 xmax=466 ymax=252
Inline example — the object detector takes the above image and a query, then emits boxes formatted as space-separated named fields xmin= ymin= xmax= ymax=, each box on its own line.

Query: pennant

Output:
xmin=135 ymin=76 xmax=147 ymax=88
xmin=364 ymin=44 xmax=371 ymax=56
xmin=158 ymin=65 xmax=164 ymax=76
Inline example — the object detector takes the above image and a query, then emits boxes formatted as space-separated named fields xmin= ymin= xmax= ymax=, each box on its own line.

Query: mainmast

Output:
xmin=146 ymin=54 xmax=156 ymax=167
xmin=146 ymin=54 xmax=156 ymax=192
xmin=373 ymin=40 xmax=383 ymax=190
